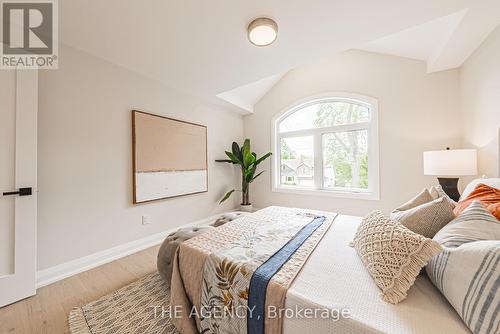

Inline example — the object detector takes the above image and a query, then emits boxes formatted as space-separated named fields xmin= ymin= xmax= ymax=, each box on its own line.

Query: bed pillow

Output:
xmin=395 ymin=188 xmax=433 ymax=211
xmin=351 ymin=211 xmax=442 ymax=304
xmin=390 ymin=196 xmax=455 ymax=238
xmin=454 ymin=183 xmax=500 ymax=220
xmin=460 ymin=177 xmax=500 ymax=201
xmin=430 ymin=184 xmax=457 ymax=206
xmin=426 ymin=201 xmax=500 ymax=334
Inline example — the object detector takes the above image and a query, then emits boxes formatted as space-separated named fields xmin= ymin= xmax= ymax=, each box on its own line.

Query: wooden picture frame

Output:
xmin=132 ymin=110 xmax=208 ymax=204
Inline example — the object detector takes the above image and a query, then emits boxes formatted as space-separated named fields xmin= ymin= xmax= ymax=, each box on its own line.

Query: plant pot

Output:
xmin=239 ymin=204 xmax=253 ymax=212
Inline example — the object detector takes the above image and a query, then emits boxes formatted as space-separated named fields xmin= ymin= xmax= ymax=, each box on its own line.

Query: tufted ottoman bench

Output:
xmin=157 ymin=211 xmax=249 ymax=284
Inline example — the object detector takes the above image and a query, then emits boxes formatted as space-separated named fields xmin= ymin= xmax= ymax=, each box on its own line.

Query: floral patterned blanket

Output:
xmin=170 ymin=206 xmax=337 ymax=334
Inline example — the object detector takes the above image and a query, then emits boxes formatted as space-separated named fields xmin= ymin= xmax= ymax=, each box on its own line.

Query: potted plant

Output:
xmin=216 ymin=139 xmax=272 ymax=212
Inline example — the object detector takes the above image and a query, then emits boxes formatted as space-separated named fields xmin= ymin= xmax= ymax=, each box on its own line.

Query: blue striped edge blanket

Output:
xmin=195 ymin=206 xmax=337 ymax=334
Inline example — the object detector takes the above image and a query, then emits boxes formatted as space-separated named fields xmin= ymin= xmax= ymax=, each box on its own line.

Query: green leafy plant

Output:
xmin=215 ymin=139 xmax=272 ymax=205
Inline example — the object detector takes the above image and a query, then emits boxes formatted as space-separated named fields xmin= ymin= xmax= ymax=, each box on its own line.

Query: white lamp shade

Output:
xmin=423 ymin=149 xmax=477 ymax=176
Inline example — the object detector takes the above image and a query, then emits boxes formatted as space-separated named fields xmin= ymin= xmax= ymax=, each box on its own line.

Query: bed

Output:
xmin=170 ymin=206 xmax=470 ymax=334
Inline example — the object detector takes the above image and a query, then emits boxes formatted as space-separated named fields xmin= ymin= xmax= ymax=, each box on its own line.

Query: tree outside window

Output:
xmin=273 ymin=95 xmax=379 ymax=199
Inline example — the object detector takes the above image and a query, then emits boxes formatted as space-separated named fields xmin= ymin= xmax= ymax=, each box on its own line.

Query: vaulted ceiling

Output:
xmin=56 ymin=1 xmax=500 ymax=113
xmin=360 ymin=0 xmax=500 ymax=73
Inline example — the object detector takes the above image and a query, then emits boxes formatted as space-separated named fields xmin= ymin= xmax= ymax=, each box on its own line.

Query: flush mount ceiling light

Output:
xmin=247 ymin=17 xmax=278 ymax=47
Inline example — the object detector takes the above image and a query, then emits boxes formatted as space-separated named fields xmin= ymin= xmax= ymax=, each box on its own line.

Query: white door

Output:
xmin=0 ymin=69 xmax=38 ymax=307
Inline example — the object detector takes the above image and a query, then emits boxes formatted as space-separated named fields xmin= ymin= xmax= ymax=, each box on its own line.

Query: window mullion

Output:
xmin=278 ymin=122 xmax=369 ymax=137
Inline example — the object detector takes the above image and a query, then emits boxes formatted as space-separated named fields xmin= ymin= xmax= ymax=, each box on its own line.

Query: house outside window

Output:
xmin=271 ymin=93 xmax=380 ymax=200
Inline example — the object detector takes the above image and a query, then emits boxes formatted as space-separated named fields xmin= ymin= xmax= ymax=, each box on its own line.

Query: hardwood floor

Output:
xmin=0 ymin=245 xmax=160 ymax=334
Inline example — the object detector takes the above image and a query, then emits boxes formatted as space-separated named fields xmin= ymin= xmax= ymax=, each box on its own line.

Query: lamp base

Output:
xmin=437 ymin=177 xmax=460 ymax=202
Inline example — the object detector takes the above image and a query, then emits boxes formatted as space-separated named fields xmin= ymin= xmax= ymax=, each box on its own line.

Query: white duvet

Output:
xmin=283 ymin=214 xmax=471 ymax=334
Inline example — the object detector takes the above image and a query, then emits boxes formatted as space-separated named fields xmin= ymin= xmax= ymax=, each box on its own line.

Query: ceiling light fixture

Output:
xmin=247 ymin=17 xmax=278 ymax=47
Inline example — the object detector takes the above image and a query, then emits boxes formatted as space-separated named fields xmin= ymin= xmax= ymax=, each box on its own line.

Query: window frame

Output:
xmin=271 ymin=92 xmax=380 ymax=200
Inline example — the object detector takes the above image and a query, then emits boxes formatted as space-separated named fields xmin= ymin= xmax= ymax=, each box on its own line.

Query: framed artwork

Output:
xmin=132 ymin=110 xmax=208 ymax=204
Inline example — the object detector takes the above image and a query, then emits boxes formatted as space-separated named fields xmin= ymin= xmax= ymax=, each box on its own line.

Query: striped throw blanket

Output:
xmin=170 ymin=206 xmax=337 ymax=334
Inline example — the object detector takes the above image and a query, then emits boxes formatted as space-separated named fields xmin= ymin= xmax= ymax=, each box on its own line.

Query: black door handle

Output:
xmin=3 ymin=187 xmax=32 ymax=196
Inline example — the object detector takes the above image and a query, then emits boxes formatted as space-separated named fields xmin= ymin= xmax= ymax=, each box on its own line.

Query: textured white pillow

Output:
xmin=460 ymin=177 xmax=500 ymax=201
xmin=426 ymin=201 xmax=500 ymax=334
xmin=430 ymin=184 xmax=457 ymax=206
xmin=395 ymin=188 xmax=433 ymax=211
xmin=352 ymin=211 xmax=442 ymax=304
xmin=390 ymin=196 xmax=456 ymax=238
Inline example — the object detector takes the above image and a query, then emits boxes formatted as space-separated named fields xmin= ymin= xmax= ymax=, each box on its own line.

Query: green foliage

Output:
xmin=219 ymin=190 xmax=235 ymax=204
xmin=314 ymin=101 xmax=369 ymax=128
xmin=315 ymin=102 xmax=369 ymax=189
xmin=232 ymin=142 xmax=242 ymax=161
xmin=224 ymin=151 xmax=240 ymax=164
xmin=280 ymin=140 xmax=296 ymax=160
xmin=255 ymin=152 xmax=272 ymax=166
xmin=359 ymin=154 xmax=368 ymax=188
xmin=326 ymin=153 xmax=368 ymax=188
xmin=216 ymin=139 xmax=272 ymax=205
xmin=331 ymin=159 xmax=352 ymax=187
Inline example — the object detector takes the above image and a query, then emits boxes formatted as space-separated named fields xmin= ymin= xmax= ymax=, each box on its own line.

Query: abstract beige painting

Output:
xmin=132 ymin=110 xmax=208 ymax=203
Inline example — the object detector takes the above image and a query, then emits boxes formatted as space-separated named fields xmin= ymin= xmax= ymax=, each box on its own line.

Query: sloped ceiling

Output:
xmin=216 ymin=73 xmax=285 ymax=113
xmin=359 ymin=0 xmax=500 ymax=73
xmin=360 ymin=10 xmax=467 ymax=66
xmin=48 ymin=1 xmax=500 ymax=114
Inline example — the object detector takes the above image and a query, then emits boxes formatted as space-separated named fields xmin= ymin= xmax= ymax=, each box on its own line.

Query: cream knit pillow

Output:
xmin=390 ymin=197 xmax=455 ymax=238
xmin=351 ymin=211 xmax=442 ymax=304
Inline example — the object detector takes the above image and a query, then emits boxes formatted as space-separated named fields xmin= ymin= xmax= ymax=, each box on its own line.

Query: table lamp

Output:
xmin=423 ymin=148 xmax=477 ymax=201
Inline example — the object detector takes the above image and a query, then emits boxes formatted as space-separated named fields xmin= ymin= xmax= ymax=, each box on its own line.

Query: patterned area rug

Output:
xmin=69 ymin=272 xmax=179 ymax=334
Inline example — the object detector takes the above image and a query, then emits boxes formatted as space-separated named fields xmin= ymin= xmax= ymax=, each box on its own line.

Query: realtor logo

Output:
xmin=1 ymin=0 xmax=58 ymax=69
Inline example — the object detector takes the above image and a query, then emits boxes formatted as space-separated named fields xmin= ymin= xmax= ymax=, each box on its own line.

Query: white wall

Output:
xmin=37 ymin=46 xmax=243 ymax=270
xmin=245 ymin=50 xmax=462 ymax=216
xmin=460 ymin=26 xmax=500 ymax=177
xmin=36 ymin=40 xmax=497 ymax=270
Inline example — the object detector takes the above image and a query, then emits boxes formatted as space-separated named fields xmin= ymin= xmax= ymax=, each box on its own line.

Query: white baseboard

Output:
xmin=36 ymin=228 xmax=174 ymax=288
xmin=36 ymin=212 xmax=233 ymax=288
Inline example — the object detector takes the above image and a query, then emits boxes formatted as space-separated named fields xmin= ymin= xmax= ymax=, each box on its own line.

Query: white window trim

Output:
xmin=270 ymin=92 xmax=380 ymax=200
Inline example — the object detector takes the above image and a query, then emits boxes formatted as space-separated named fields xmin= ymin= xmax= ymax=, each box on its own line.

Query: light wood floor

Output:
xmin=0 ymin=245 xmax=160 ymax=334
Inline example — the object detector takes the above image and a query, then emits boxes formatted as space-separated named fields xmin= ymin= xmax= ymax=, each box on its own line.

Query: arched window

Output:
xmin=271 ymin=93 xmax=379 ymax=199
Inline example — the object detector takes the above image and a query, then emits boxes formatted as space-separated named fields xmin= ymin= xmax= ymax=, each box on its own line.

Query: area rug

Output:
xmin=69 ymin=272 xmax=179 ymax=334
